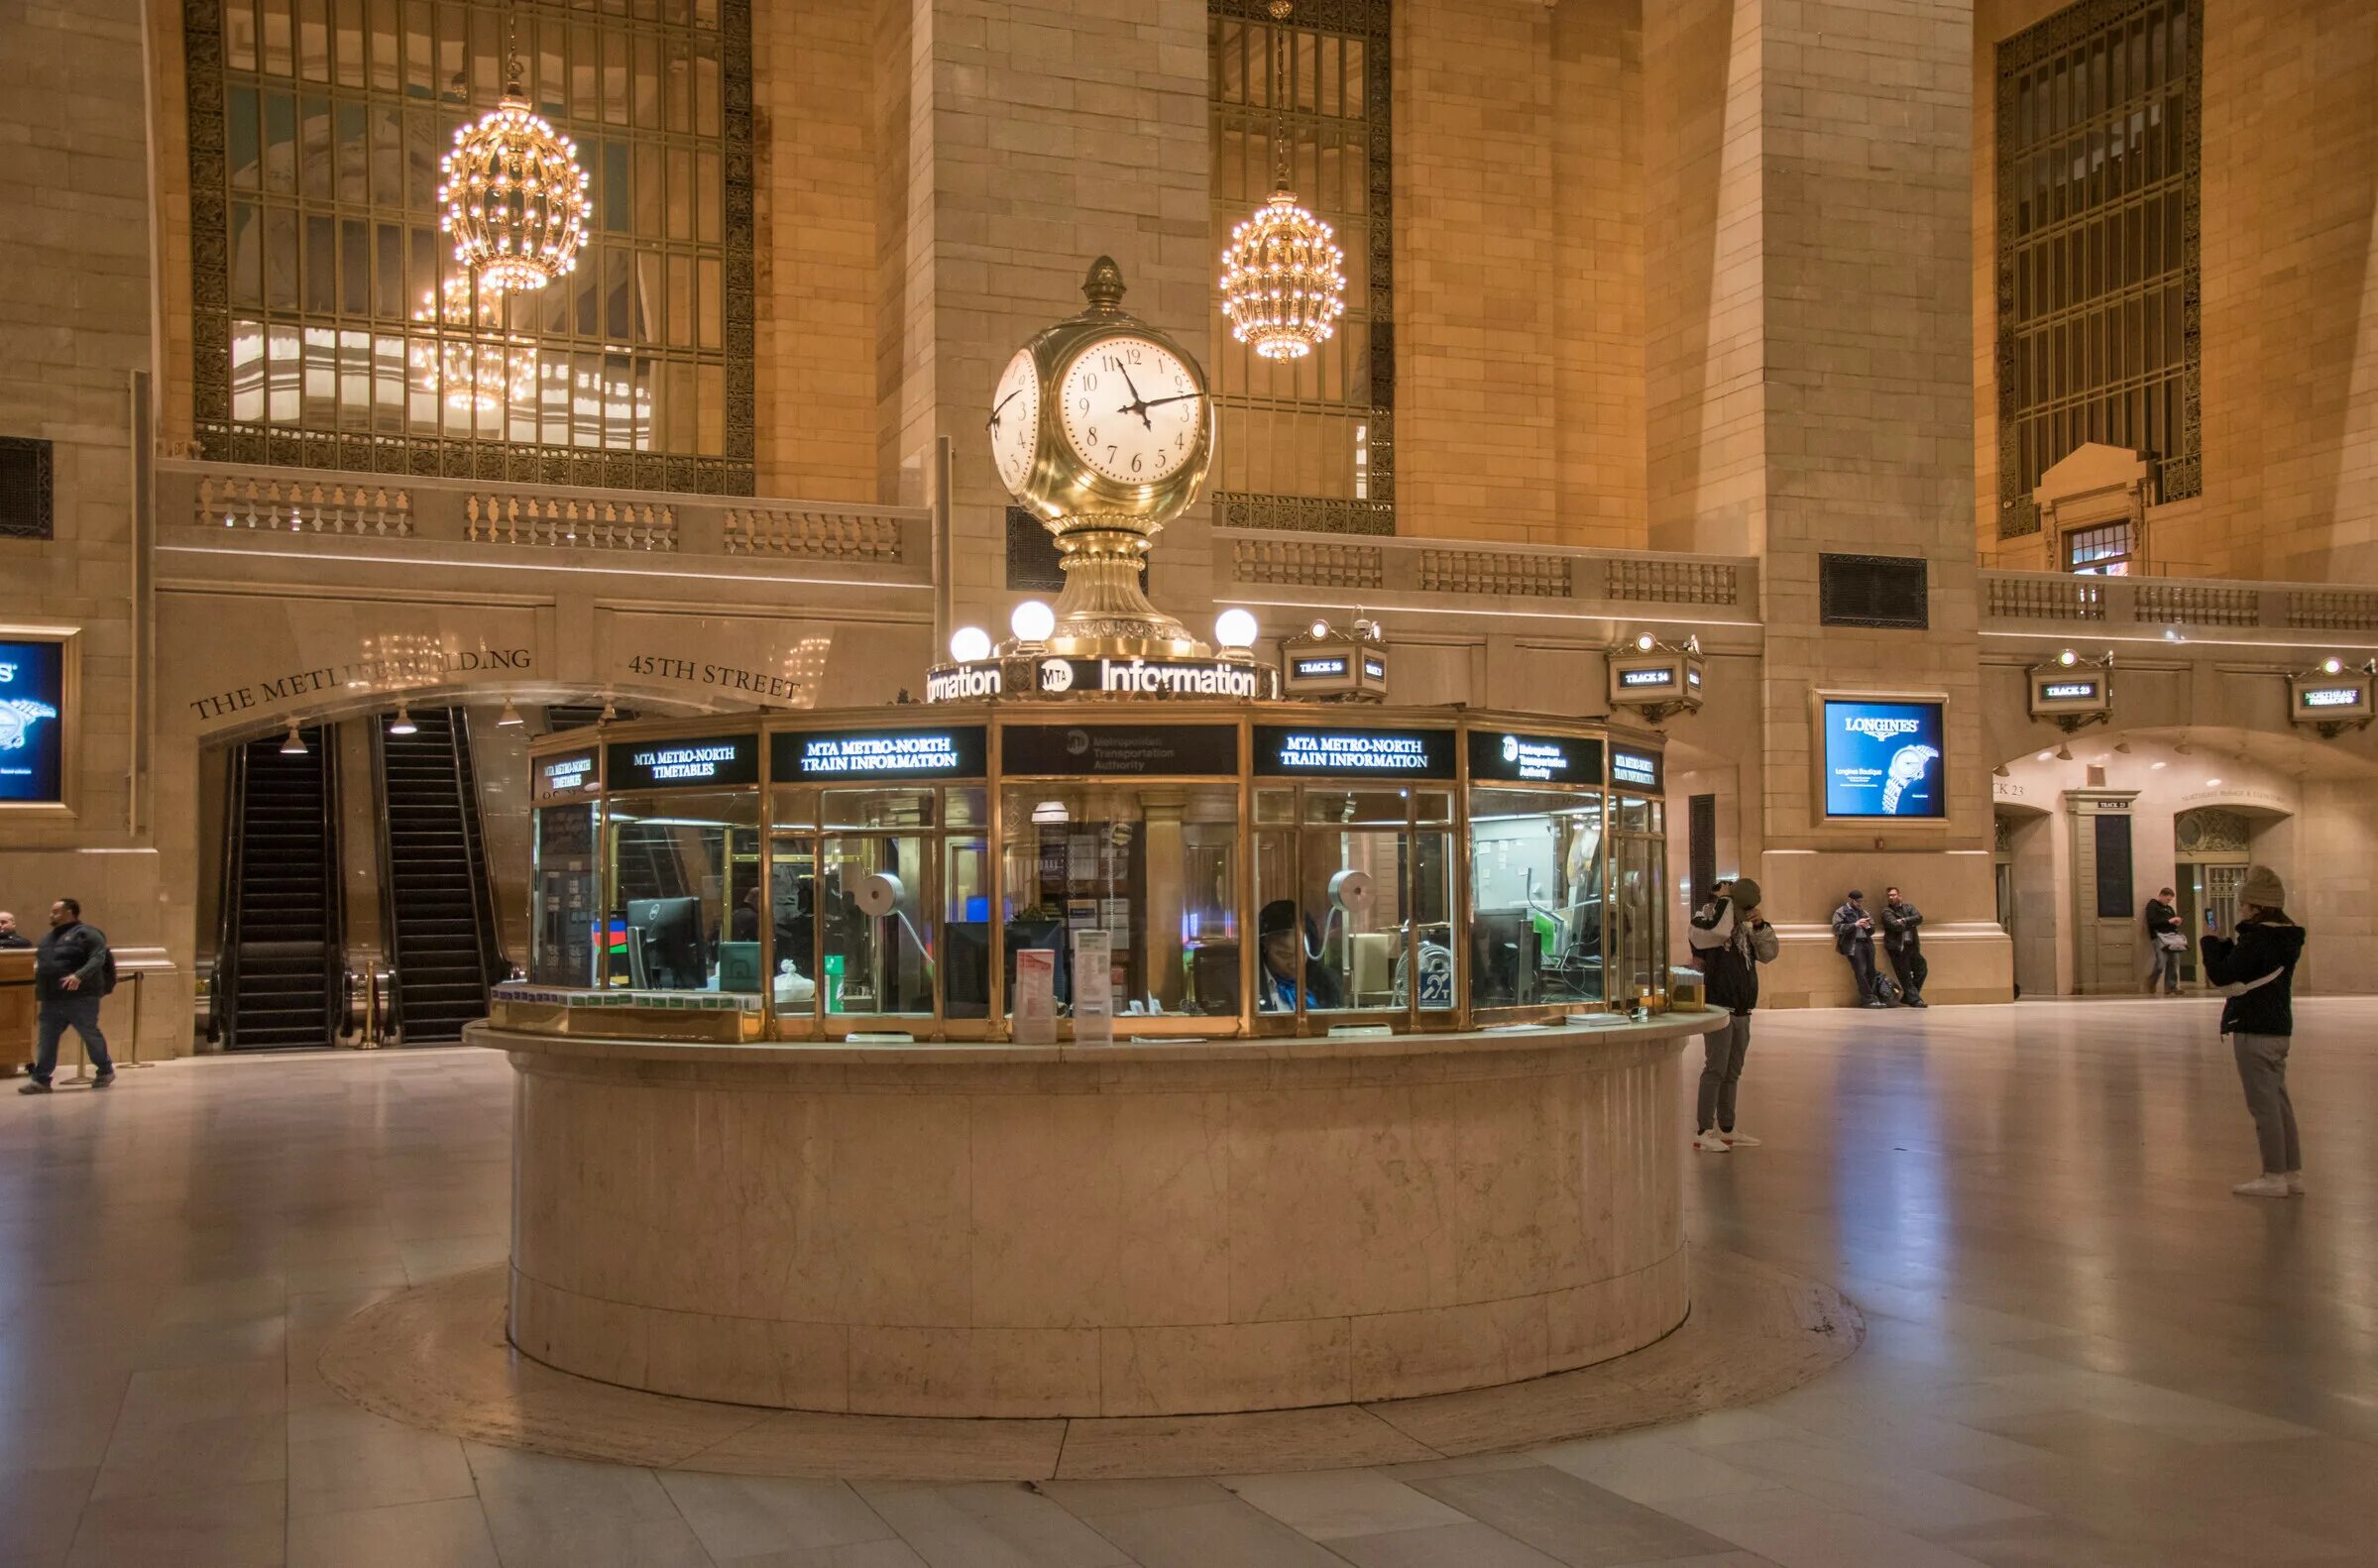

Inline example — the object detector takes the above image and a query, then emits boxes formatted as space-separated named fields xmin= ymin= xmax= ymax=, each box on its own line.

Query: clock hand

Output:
xmin=1136 ymin=392 xmax=1206 ymax=409
xmin=985 ymin=389 xmax=1022 ymax=430
xmin=1115 ymin=366 xmax=1154 ymax=429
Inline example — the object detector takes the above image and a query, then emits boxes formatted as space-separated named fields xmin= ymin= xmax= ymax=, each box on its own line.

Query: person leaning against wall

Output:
xmin=2199 ymin=865 xmax=2305 ymax=1199
xmin=2143 ymin=885 xmax=2185 ymax=995
xmin=1687 ymin=878 xmax=1778 ymax=1153
xmin=1879 ymin=885 xmax=1929 ymax=1008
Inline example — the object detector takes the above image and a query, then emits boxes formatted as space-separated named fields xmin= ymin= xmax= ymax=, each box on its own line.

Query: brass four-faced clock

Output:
xmin=987 ymin=257 xmax=1214 ymax=656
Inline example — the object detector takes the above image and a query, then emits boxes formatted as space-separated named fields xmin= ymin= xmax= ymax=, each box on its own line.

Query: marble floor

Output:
xmin=2 ymin=996 xmax=2373 ymax=1567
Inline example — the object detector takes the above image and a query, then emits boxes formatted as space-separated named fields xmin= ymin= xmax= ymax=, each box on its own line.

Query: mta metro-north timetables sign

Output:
xmin=1822 ymin=698 xmax=1944 ymax=819
xmin=0 ymin=639 xmax=65 ymax=805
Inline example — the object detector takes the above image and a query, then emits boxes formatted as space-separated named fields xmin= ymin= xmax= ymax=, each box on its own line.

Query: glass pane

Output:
xmin=766 ymin=836 xmax=817 ymax=1014
xmin=606 ymin=791 xmax=760 ymax=992
xmin=944 ymin=835 xmax=991 ymax=1018
xmin=1294 ymin=824 xmax=1404 ymax=1013
xmin=822 ymin=833 xmax=931 ymax=1017
xmin=529 ymin=804 xmax=598 ymax=985
xmin=1467 ymin=788 xmax=1604 ymax=1010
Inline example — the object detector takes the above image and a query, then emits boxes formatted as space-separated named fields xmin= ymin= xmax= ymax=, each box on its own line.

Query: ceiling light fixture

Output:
xmin=279 ymin=722 xmax=308 ymax=755
xmin=438 ymin=0 xmax=591 ymax=293
xmin=498 ymin=699 xmax=524 ymax=728
xmin=388 ymin=704 xmax=418 ymax=736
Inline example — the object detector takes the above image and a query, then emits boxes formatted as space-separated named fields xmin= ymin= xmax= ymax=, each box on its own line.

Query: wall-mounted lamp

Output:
xmin=388 ymin=704 xmax=418 ymax=736
xmin=279 ymin=722 xmax=308 ymax=755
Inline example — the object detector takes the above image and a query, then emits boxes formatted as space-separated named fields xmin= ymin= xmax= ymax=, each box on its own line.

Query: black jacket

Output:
xmin=2144 ymin=898 xmax=2181 ymax=937
xmin=2201 ymin=914 xmax=2304 ymax=1037
xmin=1879 ymin=900 xmax=1924 ymax=953
xmin=34 ymin=920 xmax=108 ymax=1003
xmin=0 ymin=930 xmax=30 ymax=949
xmin=1689 ymin=897 xmax=1778 ymax=1015
xmin=1830 ymin=902 xmax=1874 ymax=955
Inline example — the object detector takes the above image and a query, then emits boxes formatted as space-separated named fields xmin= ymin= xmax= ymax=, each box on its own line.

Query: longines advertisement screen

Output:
xmin=1822 ymin=698 xmax=1944 ymax=819
xmin=0 ymin=638 xmax=65 ymax=805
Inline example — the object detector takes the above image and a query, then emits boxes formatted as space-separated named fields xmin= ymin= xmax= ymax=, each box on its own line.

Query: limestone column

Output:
xmin=877 ymin=0 xmax=1217 ymax=645
xmin=1645 ymin=0 xmax=2012 ymax=1004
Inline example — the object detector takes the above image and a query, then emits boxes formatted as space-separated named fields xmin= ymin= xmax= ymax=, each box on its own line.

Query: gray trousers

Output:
xmin=1697 ymin=1013 xmax=1753 ymax=1134
xmin=2146 ymin=945 xmax=2183 ymax=993
xmin=2231 ymin=1031 xmax=2300 ymax=1175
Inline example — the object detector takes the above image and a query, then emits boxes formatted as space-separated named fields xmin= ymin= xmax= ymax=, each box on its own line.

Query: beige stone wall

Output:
xmin=0 ymin=0 xmax=185 ymax=1058
xmin=754 ymin=0 xmax=882 ymax=502
xmin=1974 ymin=0 xmax=2378 ymax=582
xmin=1391 ymin=0 xmax=1643 ymax=548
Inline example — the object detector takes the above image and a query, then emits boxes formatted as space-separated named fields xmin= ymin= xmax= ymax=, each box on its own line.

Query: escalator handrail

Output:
xmin=369 ymin=711 xmax=405 ymax=1043
xmin=450 ymin=708 xmax=510 ymax=993
xmin=319 ymin=725 xmax=346 ymax=1044
xmin=209 ymin=739 xmax=249 ymax=1047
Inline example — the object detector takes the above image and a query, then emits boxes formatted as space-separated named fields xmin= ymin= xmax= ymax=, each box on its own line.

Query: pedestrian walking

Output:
xmin=2144 ymin=886 xmax=2185 ymax=995
xmin=2199 ymin=865 xmax=2303 ymax=1197
xmin=1830 ymin=890 xmax=1886 ymax=1006
xmin=1879 ymin=885 xmax=1929 ymax=1007
xmin=1687 ymin=877 xmax=1778 ymax=1152
xmin=20 ymin=899 xmax=115 ymax=1094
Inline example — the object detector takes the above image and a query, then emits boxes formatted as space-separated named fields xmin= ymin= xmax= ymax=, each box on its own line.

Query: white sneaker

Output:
xmin=2285 ymin=1171 xmax=2305 ymax=1195
xmin=2231 ymin=1175 xmax=2291 ymax=1198
xmin=1692 ymin=1132 xmax=1732 ymax=1153
xmin=1721 ymin=1131 xmax=1762 ymax=1148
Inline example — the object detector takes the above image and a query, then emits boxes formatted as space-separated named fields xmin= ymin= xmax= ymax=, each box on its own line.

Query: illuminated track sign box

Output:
xmin=0 ymin=638 xmax=66 ymax=805
xmin=1821 ymin=699 xmax=1944 ymax=819
xmin=776 ymin=728 xmax=986 ymax=781
xmin=605 ymin=734 xmax=760 ymax=791
xmin=1468 ymin=729 xmax=1602 ymax=785
xmin=1253 ymin=726 xmax=1455 ymax=779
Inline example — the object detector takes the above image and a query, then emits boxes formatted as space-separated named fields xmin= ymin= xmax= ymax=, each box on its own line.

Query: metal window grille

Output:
xmin=184 ymin=0 xmax=754 ymax=492
xmin=1207 ymin=0 xmax=1393 ymax=536
xmin=2064 ymin=519 xmax=2134 ymax=574
xmin=0 ymin=437 xmax=54 ymax=540
xmin=1994 ymin=0 xmax=2201 ymax=538
xmin=1818 ymin=553 xmax=1930 ymax=630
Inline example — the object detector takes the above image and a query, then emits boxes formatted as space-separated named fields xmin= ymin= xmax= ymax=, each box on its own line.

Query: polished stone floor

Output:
xmin=2 ymin=997 xmax=2372 ymax=1567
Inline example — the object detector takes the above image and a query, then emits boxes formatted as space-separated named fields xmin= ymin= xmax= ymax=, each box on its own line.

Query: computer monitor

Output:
xmin=626 ymin=896 xmax=706 ymax=989
xmin=716 ymin=941 xmax=762 ymax=993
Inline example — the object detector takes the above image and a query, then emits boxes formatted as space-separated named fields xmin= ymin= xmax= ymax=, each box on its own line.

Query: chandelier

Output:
xmin=409 ymin=278 xmax=537 ymax=412
xmin=437 ymin=7 xmax=590 ymax=293
xmin=1217 ymin=0 xmax=1347 ymax=361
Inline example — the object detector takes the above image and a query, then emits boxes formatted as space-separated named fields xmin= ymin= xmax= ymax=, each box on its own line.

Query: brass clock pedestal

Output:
xmin=1044 ymin=517 xmax=1203 ymax=659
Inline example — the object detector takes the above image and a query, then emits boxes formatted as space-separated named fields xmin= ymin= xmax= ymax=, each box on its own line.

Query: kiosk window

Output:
xmin=1297 ymin=788 xmax=1413 ymax=1015
xmin=999 ymin=783 xmax=1240 ymax=1020
xmin=1467 ymin=787 xmax=1606 ymax=1011
xmin=1612 ymin=796 xmax=1666 ymax=1009
xmin=607 ymin=792 xmax=761 ymax=993
xmin=530 ymin=804 xmax=598 ymax=987
xmin=766 ymin=835 xmax=817 ymax=1020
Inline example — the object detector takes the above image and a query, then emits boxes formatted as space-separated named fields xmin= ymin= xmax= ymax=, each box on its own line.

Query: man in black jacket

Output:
xmin=1879 ymin=886 xmax=1928 ymax=1007
xmin=2200 ymin=865 xmax=2305 ymax=1197
xmin=1687 ymin=878 xmax=1778 ymax=1152
xmin=21 ymin=899 xmax=113 ymax=1094
xmin=2143 ymin=887 xmax=2184 ymax=995
xmin=0 ymin=911 xmax=31 ymax=949
xmin=1830 ymin=891 xmax=1885 ymax=1007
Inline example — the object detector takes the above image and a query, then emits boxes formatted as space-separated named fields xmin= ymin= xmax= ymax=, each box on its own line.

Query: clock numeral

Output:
xmin=1107 ymin=446 xmax=1118 ymax=463
xmin=1085 ymin=426 xmax=1097 ymax=444
xmin=1130 ymin=454 xmax=1142 ymax=474
xmin=1076 ymin=398 xmax=1089 ymax=416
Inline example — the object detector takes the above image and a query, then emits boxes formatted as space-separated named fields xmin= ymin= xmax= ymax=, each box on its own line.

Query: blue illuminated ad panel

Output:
xmin=1821 ymin=697 xmax=1945 ymax=819
xmin=0 ymin=637 xmax=66 ymax=806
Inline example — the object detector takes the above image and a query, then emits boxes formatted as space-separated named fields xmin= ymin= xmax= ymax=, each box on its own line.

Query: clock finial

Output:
xmin=1081 ymin=255 xmax=1127 ymax=313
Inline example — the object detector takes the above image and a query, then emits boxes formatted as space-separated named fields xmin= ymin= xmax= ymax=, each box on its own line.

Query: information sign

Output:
xmin=1820 ymin=699 xmax=1944 ymax=819
xmin=1252 ymin=726 xmax=1456 ymax=779
xmin=774 ymin=727 xmax=986 ymax=781
xmin=604 ymin=734 xmax=760 ymax=791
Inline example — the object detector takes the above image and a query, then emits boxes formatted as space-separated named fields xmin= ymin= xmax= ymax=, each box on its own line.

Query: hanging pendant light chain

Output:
xmin=1217 ymin=0 xmax=1348 ymax=361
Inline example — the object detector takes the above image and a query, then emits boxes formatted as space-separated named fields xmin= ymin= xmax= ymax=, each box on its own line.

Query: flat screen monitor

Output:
xmin=626 ymin=896 xmax=706 ymax=989
xmin=1821 ymin=699 xmax=1945 ymax=819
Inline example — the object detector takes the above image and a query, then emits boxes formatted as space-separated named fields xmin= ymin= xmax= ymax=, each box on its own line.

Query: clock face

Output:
xmin=1057 ymin=335 xmax=1204 ymax=488
xmin=988 ymin=350 xmax=1041 ymax=496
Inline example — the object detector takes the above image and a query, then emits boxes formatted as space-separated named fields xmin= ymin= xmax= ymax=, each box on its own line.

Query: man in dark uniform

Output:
xmin=22 ymin=899 xmax=114 ymax=1094
xmin=1879 ymin=886 xmax=1928 ymax=1007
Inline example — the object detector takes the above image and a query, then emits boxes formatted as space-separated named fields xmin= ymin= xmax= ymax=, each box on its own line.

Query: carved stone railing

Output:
xmin=466 ymin=493 xmax=677 ymax=551
xmin=1983 ymin=570 xmax=2378 ymax=638
xmin=1214 ymin=526 xmax=1756 ymax=626
xmin=159 ymin=460 xmax=934 ymax=586
xmin=726 ymin=506 xmax=906 ymax=563
xmin=195 ymin=473 xmax=414 ymax=536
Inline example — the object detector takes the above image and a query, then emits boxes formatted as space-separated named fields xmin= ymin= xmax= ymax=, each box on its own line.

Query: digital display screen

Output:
xmin=1618 ymin=666 xmax=1674 ymax=689
xmin=605 ymin=734 xmax=760 ymax=791
xmin=0 ymin=638 xmax=65 ymax=805
xmin=1468 ymin=729 xmax=1602 ymax=785
xmin=1821 ymin=699 xmax=1944 ymax=819
xmin=1611 ymin=747 xmax=1662 ymax=792
xmin=1253 ymin=726 xmax=1456 ymax=779
xmin=1291 ymin=656 xmax=1348 ymax=678
xmin=2039 ymin=680 xmax=2099 ymax=702
xmin=2300 ymin=686 xmax=2362 ymax=710
xmin=533 ymin=748 xmax=599 ymax=802
xmin=774 ymin=727 xmax=986 ymax=780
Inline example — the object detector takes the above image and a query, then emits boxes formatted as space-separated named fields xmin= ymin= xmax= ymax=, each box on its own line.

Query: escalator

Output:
xmin=376 ymin=707 xmax=506 ymax=1043
xmin=211 ymin=728 xmax=344 ymax=1050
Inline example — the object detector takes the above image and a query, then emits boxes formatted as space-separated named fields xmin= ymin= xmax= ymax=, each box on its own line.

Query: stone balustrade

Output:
xmin=1982 ymin=569 xmax=2378 ymax=636
xmin=163 ymin=460 xmax=934 ymax=584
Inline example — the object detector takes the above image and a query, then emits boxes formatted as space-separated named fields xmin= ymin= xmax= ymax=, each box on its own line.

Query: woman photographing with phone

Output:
xmin=2199 ymin=865 xmax=2306 ymax=1198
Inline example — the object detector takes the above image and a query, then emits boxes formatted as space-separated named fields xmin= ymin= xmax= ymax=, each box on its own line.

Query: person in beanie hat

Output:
xmin=2200 ymin=863 xmax=2305 ymax=1197
xmin=1830 ymin=890 xmax=1885 ymax=1006
xmin=1686 ymin=876 xmax=1778 ymax=1152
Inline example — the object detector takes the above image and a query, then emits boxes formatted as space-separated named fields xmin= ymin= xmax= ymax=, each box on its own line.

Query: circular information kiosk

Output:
xmin=473 ymin=260 xmax=1721 ymax=1419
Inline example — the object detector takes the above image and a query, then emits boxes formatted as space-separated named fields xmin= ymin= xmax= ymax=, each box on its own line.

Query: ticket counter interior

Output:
xmin=519 ymin=710 xmax=1668 ymax=1041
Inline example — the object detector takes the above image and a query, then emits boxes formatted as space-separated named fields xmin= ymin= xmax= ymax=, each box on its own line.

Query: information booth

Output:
xmin=507 ymin=706 xmax=1668 ymax=1044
